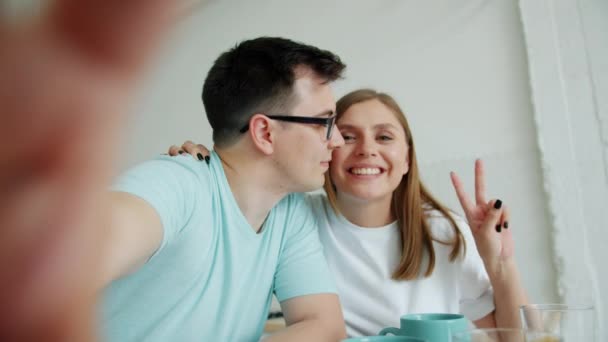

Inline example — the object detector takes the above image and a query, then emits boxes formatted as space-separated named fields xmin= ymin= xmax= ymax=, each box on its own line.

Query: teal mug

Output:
xmin=378 ymin=313 xmax=468 ymax=342
xmin=343 ymin=337 xmax=427 ymax=342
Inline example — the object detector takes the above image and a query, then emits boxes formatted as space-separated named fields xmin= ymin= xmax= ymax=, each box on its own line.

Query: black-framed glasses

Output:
xmin=239 ymin=114 xmax=337 ymax=140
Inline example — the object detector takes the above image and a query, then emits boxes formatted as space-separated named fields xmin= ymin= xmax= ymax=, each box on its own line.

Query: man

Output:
xmin=102 ymin=37 xmax=347 ymax=341
xmin=1 ymin=2 xmax=347 ymax=341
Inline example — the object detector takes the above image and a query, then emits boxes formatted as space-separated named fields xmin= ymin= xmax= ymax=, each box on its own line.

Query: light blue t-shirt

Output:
xmin=102 ymin=152 xmax=336 ymax=341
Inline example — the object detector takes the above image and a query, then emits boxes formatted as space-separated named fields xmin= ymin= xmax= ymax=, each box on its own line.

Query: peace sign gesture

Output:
xmin=450 ymin=160 xmax=515 ymax=274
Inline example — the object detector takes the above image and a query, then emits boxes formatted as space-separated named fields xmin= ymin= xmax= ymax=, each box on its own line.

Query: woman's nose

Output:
xmin=356 ymin=138 xmax=377 ymax=157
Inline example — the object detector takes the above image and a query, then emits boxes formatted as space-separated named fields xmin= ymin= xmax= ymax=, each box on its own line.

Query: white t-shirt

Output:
xmin=306 ymin=193 xmax=495 ymax=337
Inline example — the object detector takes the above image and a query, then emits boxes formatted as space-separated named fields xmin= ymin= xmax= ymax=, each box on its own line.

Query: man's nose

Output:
xmin=328 ymin=126 xmax=344 ymax=149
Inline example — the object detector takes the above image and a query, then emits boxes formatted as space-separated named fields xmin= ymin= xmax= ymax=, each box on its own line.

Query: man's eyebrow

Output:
xmin=312 ymin=110 xmax=335 ymax=117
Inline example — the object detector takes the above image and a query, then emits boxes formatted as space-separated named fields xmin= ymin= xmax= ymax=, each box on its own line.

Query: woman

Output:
xmin=171 ymin=89 xmax=527 ymax=337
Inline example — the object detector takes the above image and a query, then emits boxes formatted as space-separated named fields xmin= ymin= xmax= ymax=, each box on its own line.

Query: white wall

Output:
xmin=520 ymin=0 xmax=607 ymax=339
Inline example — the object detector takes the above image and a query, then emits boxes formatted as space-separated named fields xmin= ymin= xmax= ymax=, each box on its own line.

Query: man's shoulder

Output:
xmin=118 ymin=154 xmax=210 ymax=179
xmin=276 ymin=191 xmax=329 ymax=211
xmin=275 ymin=192 xmax=309 ymax=212
xmin=112 ymin=154 xmax=214 ymax=205
xmin=302 ymin=191 xmax=327 ymax=207
xmin=267 ymin=193 xmax=319 ymax=232
xmin=155 ymin=154 xmax=211 ymax=177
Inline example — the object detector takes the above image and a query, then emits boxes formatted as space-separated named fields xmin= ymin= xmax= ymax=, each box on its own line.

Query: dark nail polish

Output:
xmin=178 ymin=150 xmax=184 ymax=154
xmin=495 ymin=224 xmax=502 ymax=233
xmin=503 ymin=221 xmax=509 ymax=229
xmin=494 ymin=199 xmax=502 ymax=209
xmin=205 ymin=156 xmax=210 ymax=165
xmin=197 ymin=153 xmax=204 ymax=161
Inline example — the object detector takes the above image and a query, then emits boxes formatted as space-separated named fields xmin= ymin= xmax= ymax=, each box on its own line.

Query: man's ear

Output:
xmin=248 ymin=113 xmax=274 ymax=155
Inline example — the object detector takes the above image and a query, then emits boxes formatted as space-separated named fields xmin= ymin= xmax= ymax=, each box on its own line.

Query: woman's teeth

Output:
xmin=350 ymin=168 xmax=381 ymax=175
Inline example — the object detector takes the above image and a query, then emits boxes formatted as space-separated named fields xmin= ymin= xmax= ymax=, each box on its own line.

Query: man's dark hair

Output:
xmin=202 ymin=37 xmax=346 ymax=147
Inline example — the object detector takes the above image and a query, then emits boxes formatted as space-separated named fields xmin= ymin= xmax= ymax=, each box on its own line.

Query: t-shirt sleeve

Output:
xmin=456 ymin=216 xmax=496 ymax=321
xmin=273 ymin=194 xmax=337 ymax=302
xmin=110 ymin=155 xmax=204 ymax=261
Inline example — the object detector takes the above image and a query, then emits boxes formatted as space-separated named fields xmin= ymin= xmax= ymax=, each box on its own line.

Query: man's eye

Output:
xmin=342 ymin=135 xmax=355 ymax=142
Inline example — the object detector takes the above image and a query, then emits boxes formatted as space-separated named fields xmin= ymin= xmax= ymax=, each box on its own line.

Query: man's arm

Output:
xmin=98 ymin=192 xmax=164 ymax=287
xmin=263 ymin=294 xmax=346 ymax=342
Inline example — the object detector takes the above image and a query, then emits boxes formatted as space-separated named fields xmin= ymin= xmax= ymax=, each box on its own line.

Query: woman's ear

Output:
xmin=248 ymin=113 xmax=274 ymax=155
xmin=403 ymin=147 xmax=411 ymax=175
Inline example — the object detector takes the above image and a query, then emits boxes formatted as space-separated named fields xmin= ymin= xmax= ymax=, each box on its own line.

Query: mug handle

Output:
xmin=378 ymin=327 xmax=401 ymax=336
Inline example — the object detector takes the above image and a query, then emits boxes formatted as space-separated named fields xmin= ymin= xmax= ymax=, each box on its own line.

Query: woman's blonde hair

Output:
xmin=324 ymin=89 xmax=465 ymax=280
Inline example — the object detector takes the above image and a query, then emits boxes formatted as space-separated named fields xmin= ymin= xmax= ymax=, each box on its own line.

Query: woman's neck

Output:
xmin=336 ymin=193 xmax=395 ymax=228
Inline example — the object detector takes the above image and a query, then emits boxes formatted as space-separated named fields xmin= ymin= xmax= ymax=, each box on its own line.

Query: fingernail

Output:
xmin=178 ymin=150 xmax=184 ymax=154
xmin=495 ymin=224 xmax=502 ymax=233
xmin=503 ymin=221 xmax=509 ymax=229
xmin=205 ymin=156 xmax=210 ymax=165
xmin=494 ymin=199 xmax=502 ymax=209
xmin=197 ymin=153 xmax=204 ymax=161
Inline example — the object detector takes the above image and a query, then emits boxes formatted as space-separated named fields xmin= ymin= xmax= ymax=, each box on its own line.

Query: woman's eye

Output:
xmin=378 ymin=135 xmax=393 ymax=141
xmin=342 ymin=134 xmax=355 ymax=142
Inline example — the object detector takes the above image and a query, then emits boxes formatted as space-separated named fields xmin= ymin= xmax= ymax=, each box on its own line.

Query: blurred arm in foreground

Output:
xmin=0 ymin=1 xmax=186 ymax=340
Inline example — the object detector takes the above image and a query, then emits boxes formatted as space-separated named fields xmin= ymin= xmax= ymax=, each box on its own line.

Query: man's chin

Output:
xmin=294 ymin=178 xmax=325 ymax=193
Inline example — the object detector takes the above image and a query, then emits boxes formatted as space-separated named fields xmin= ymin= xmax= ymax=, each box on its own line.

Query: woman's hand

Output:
xmin=452 ymin=160 xmax=529 ymax=328
xmin=168 ymin=140 xmax=211 ymax=162
xmin=450 ymin=159 xmax=515 ymax=275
